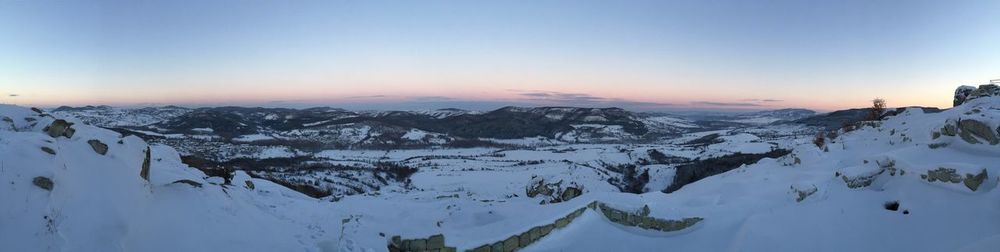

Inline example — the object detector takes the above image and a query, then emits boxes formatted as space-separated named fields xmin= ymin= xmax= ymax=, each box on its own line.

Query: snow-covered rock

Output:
xmin=954 ymin=84 xmax=1000 ymax=106
xmin=955 ymin=85 xmax=977 ymax=106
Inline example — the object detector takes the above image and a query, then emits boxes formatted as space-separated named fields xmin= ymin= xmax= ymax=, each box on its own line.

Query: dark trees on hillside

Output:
xmin=664 ymin=149 xmax=791 ymax=193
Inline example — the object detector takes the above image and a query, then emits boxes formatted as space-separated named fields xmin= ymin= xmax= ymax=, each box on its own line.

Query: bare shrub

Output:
xmin=866 ymin=98 xmax=887 ymax=121
xmin=841 ymin=120 xmax=855 ymax=132
xmin=813 ymin=132 xmax=825 ymax=148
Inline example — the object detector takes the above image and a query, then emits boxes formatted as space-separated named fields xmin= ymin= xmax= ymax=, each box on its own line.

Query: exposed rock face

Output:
xmin=954 ymin=84 xmax=1000 ymax=106
xmin=171 ymin=179 xmax=203 ymax=188
xmin=666 ymin=149 xmax=791 ymax=193
xmin=938 ymin=118 xmax=999 ymax=145
xmin=958 ymin=119 xmax=999 ymax=145
xmin=32 ymin=176 xmax=53 ymax=191
xmin=921 ymin=168 xmax=988 ymax=192
xmin=525 ymin=178 xmax=583 ymax=204
xmin=87 ymin=139 xmax=108 ymax=155
xmin=503 ymin=236 xmax=518 ymax=252
xmin=954 ymin=85 xmax=976 ymax=106
xmin=140 ymin=146 xmax=151 ymax=181
xmin=964 ymin=169 xmax=988 ymax=192
xmin=791 ymin=184 xmax=818 ymax=202
xmin=471 ymin=245 xmax=488 ymax=252
xmin=395 ymin=205 xmax=594 ymax=252
xmin=596 ymin=202 xmax=702 ymax=232
xmin=842 ymin=170 xmax=882 ymax=189
xmin=559 ymin=187 xmax=582 ymax=202
xmin=426 ymin=234 xmax=445 ymax=250
xmin=388 ymin=234 xmax=456 ymax=252
xmin=43 ymin=119 xmax=75 ymax=138
xmin=840 ymin=159 xmax=900 ymax=189
xmin=244 ymin=180 xmax=255 ymax=190
xmin=923 ymin=167 xmax=963 ymax=183
xmin=518 ymin=232 xmax=530 ymax=248
xmin=40 ymin=147 xmax=55 ymax=155
xmin=971 ymin=84 xmax=1000 ymax=99
xmin=525 ymin=179 xmax=554 ymax=198
xmin=941 ymin=123 xmax=958 ymax=136
xmin=490 ymin=241 xmax=503 ymax=252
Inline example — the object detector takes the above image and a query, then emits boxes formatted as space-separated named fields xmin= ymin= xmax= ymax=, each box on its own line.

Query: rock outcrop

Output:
xmin=464 ymin=206 xmax=588 ymax=252
xmin=559 ymin=187 xmax=582 ymax=202
xmin=43 ymin=119 xmax=75 ymax=139
xmin=964 ymin=169 xmax=988 ymax=192
xmin=840 ymin=159 xmax=900 ymax=189
xmin=958 ymin=119 xmax=999 ymax=145
xmin=87 ymin=139 xmax=108 ymax=155
xmin=954 ymin=84 xmax=1000 ymax=106
xmin=920 ymin=168 xmax=989 ymax=192
xmin=388 ymin=233 xmax=457 ymax=252
xmin=596 ymin=202 xmax=702 ymax=232
xmin=32 ymin=176 xmax=53 ymax=191
xmin=954 ymin=85 xmax=976 ymax=106
xmin=388 ymin=202 xmax=693 ymax=252
xmin=939 ymin=119 xmax=1000 ymax=145
xmin=470 ymin=201 xmax=700 ymax=252
xmin=140 ymin=146 xmax=151 ymax=181
xmin=923 ymin=167 xmax=963 ymax=183
xmin=791 ymin=184 xmax=818 ymax=202
xmin=525 ymin=178 xmax=583 ymax=204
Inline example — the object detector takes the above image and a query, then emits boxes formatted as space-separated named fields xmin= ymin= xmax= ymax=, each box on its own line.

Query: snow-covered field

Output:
xmin=3 ymin=95 xmax=999 ymax=251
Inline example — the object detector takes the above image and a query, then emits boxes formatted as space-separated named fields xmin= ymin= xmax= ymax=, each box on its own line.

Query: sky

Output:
xmin=1 ymin=0 xmax=999 ymax=112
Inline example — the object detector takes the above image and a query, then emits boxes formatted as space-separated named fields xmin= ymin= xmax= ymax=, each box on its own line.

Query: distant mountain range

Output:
xmin=52 ymin=105 xmax=823 ymax=146
xmin=7 ymin=85 xmax=992 ymax=252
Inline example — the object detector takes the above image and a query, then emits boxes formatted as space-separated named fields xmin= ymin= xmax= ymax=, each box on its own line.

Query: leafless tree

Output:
xmin=866 ymin=98 xmax=886 ymax=121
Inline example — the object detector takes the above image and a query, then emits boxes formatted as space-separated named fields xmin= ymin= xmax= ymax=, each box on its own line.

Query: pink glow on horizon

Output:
xmin=4 ymin=83 xmax=956 ymax=112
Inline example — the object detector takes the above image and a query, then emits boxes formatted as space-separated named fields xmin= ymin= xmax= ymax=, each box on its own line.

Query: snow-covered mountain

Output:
xmin=361 ymin=108 xmax=483 ymax=119
xmin=63 ymin=106 xmax=660 ymax=148
xmin=729 ymin=108 xmax=816 ymax=124
xmin=5 ymin=85 xmax=999 ymax=251
xmin=654 ymin=108 xmax=817 ymax=126
xmin=50 ymin=105 xmax=820 ymax=151
xmin=51 ymin=105 xmax=191 ymax=127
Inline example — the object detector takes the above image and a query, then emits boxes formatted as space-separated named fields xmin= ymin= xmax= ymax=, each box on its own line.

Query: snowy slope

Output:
xmin=525 ymin=97 xmax=1000 ymax=251
xmin=2 ymin=94 xmax=999 ymax=252
xmin=0 ymin=105 xmax=342 ymax=252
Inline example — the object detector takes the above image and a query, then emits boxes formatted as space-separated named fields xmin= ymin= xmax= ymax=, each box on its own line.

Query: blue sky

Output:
xmin=2 ymin=0 xmax=998 ymax=111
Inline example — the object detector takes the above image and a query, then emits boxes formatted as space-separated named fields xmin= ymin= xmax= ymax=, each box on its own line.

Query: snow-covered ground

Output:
xmin=3 ymin=95 xmax=999 ymax=251
xmin=1 ymin=105 xmax=340 ymax=251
